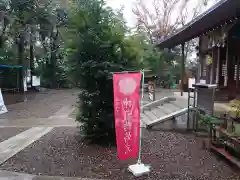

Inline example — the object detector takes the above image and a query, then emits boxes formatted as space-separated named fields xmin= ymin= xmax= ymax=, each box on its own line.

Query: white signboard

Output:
xmin=0 ymin=89 xmax=7 ymax=115
xmin=23 ymin=77 xmax=27 ymax=92
xmin=32 ymin=76 xmax=40 ymax=87
xmin=188 ymin=78 xmax=195 ymax=89
xmin=200 ymin=79 xmax=206 ymax=84
xmin=149 ymin=92 xmax=153 ymax=101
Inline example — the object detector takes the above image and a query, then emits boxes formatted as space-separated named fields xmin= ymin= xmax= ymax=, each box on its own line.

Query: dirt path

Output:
xmin=0 ymin=89 xmax=79 ymax=168
xmin=0 ymin=89 xmax=79 ymax=121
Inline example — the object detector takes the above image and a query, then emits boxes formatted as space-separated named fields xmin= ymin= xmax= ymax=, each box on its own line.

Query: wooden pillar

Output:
xmin=216 ymin=47 xmax=220 ymax=85
xmin=197 ymin=38 xmax=202 ymax=83
xmin=224 ymin=38 xmax=229 ymax=87
xmin=202 ymin=55 xmax=207 ymax=81
xmin=181 ymin=43 xmax=185 ymax=96
xmin=211 ymin=48 xmax=218 ymax=84
xmin=236 ymin=56 xmax=239 ymax=89
xmin=197 ymin=58 xmax=201 ymax=83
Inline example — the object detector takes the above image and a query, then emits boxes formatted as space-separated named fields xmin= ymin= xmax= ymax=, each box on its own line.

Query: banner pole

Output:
xmin=137 ymin=69 xmax=144 ymax=164
xmin=128 ymin=69 xmax=150 ymax=177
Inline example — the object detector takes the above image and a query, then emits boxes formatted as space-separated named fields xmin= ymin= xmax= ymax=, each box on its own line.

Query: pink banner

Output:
xmin=113 ymin=72 xmax=142 ymax=160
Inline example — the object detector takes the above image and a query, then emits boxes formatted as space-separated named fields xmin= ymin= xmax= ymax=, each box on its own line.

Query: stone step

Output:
xmin=151 ymin=108 xmax=168 ymax=118
xmin=147 ymin=108 xmax=189 ymax=128
xmin=140 ymin=96 xmax=193 ymax=128
xmin=144 ymin=110 xmax=158 ymax=121
xmin=140 ymin=113 xmax=149 ymax=127
xmin=171 ymin=100 xmax=188 ymax=109
xmin=157 ymin=103 xmax=180 ymax=114
xmin=141 ymin=96 xmax=176 ymax=111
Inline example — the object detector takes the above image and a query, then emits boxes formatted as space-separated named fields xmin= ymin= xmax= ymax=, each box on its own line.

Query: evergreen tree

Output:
xmin=67 ymin=0 xmax=139 ymax=144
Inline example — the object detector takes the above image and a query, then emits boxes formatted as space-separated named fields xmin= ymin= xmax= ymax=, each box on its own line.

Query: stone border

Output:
xmin=0 ymin=170 xmax=104 ymax=180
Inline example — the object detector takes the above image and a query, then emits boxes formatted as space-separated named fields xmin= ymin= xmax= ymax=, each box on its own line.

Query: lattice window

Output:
xmin=222 ymin=64 xmax=226 ymax=77
xmin=234 ymin=65 xmax=240 ymax=80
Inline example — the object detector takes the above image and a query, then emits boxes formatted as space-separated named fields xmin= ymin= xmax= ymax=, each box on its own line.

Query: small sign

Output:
xmin=32 ymin=76 xmax=40 ymax=87
xmin=148 ymin=81 xmax=155 ymax=101
xmin=149 ymin=93 xmax=153 ymax=101
xmin=188 ymin=78 xmax=195 ymax=89
xmin=200 ymin=79 xmax=206 ymax=84
xmin=0 ymin=89 xmax=7 ymax=115
xmin=23 ymin=77 xmax=27 ymax=92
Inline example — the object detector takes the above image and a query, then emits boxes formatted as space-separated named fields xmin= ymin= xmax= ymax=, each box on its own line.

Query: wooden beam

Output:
xmin=181 ymin=43 xmax=185 ymax=96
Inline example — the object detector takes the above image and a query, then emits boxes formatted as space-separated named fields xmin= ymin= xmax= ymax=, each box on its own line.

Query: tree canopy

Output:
xmin=0 ymin=0 xmax=195 ymax=144
xmin=67 ymin=0 xmax=143 ymax=144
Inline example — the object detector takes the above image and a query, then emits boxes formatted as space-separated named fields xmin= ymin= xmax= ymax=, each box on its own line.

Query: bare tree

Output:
xmin=132 ymin=0 xmax=210 ymax=44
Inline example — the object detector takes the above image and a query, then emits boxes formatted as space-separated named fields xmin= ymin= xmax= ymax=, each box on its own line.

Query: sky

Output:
xmin=106 ymin=0 xmax=218 ymax=28
xmin=106 ymin=0 xmax=137 ymax=27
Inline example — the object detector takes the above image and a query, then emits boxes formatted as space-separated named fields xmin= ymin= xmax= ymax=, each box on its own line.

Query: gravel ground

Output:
xmin=0 ymin=89 xmax=78 ymax=120
xmin=1 ymin=127 xmax=239 ymax=180
xmin=0 ymin=127 xmax=29 ymax=143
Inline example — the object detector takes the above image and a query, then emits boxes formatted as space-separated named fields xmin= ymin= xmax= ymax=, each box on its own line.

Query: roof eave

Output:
xmin=156 ymin=0 xmax=240 ymax=49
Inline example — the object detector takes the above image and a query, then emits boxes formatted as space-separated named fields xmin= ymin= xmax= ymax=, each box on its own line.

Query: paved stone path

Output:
xmin=0 ymin=117 xmax=78 ymax=128
xmin=0 ymin=127 xmax=53 ymax=165
xmin=0 ymin=89 xmax=78 ymax=121
xmin=0 ymin=89 xmax=79 ymax=165
xmin=0 ymin=89 xmax=84 ymax=179
xmin=0 ymin=89 xmax=79 ymax=128
xmin=0 ymin=104 xmax=79 ymax=128
xmin=0 ymin=170 xmax=103 ymax=180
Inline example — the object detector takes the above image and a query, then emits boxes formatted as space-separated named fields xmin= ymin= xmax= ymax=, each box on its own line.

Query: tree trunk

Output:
xmin=30 ymin=26 xmax=34 ymax=88
xmin=18 ymin=33 xmax=25 ymax=92
xmin=49 ymin=29 xmax=58 ymax=88
xmin=0 ymin=25 xmax=7 ymax=49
